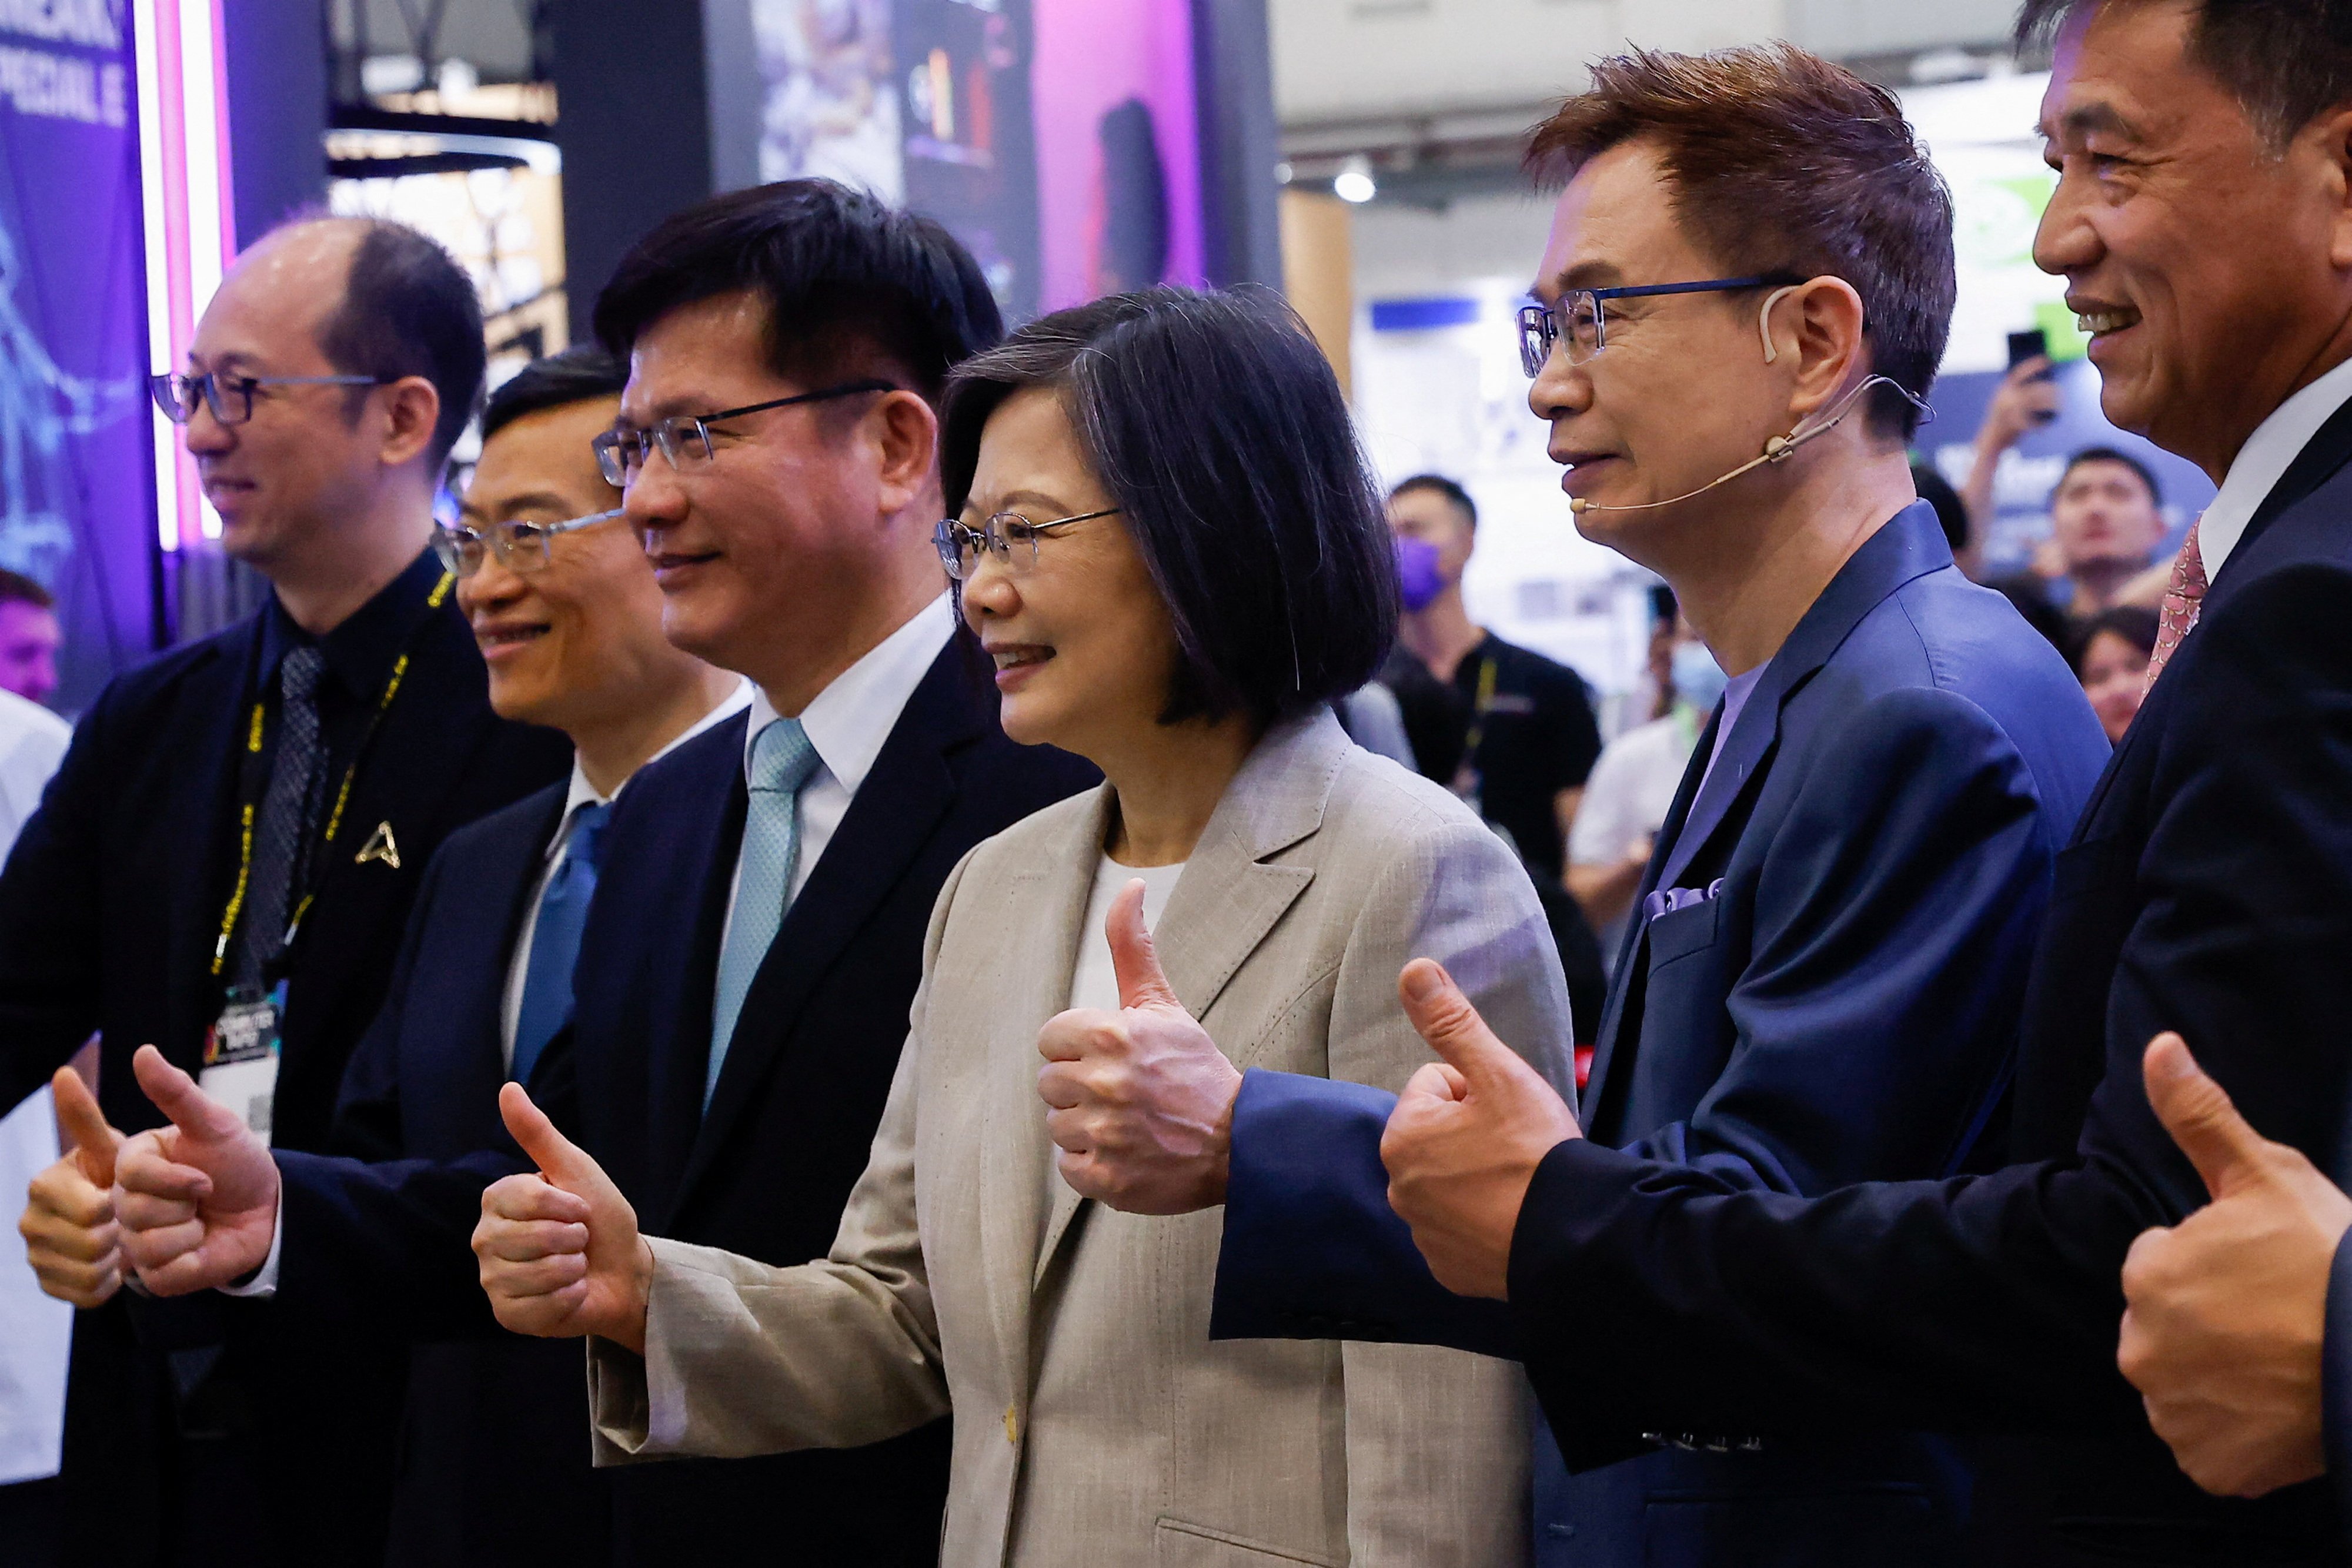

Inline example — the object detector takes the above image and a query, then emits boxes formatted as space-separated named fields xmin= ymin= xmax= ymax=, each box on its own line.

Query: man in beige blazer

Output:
xmin=483 ymin=710 xmax=1574 ymax=1566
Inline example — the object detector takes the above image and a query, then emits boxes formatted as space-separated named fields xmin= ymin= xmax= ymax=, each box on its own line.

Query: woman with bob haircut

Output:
xmin=475 ymin=286 xmax=1573 ymax=1566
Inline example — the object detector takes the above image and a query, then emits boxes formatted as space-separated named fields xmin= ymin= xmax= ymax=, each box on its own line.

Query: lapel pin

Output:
xmin=355 ymin=821 xmax=402 ymax=870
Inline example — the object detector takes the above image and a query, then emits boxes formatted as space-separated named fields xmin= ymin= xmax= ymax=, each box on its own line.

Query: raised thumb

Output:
xmin=131 ymin=1044 xmax=242 ymax=1142
xmin=2143 ymin=1032 xmax=2271 ymax=1201
xmin=1398 ymin=959 xmax=1513 ymax=1086
xmin=499 ymin=1082 xmax=599 ymax=1192
xmin=1107 ymin=878 xmax=1180 ymax=1012
xmin=49 ymin=1065 xmax=118 ymax=1186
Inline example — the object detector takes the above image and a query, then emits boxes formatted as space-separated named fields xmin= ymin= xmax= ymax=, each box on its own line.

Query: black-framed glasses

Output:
xmin=933 ymin=508 xmax=1120 ymax=581
xmin=149 ymin=370 xmax=392 ymax=426
xmin=1516 ymin=273 xmax=1805 ymax=376
xmin=592 ymin=379 xmax=897 ymax=487
xmin=433 ymin=509 xmax=627 ymax=578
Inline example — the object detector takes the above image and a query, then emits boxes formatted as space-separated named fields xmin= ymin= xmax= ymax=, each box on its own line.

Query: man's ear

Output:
xmin=2310 ymin=107 xmax=2352 ymax=273
xmin=375 ymin=375 xmax=443 ymax=471
xmin=868 ymin=389 xmax=941 ymax=516
xmin=1773 ymin=276 xmax=1869 ymax=425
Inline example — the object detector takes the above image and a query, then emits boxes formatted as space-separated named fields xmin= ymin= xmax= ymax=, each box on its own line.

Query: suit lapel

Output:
xmin=1029 ymin=711 xmax=1344 ymax=1282
xmin=163 ymin=625 xmax=265 ymax=1075
xmin=669 ymin=639 xmax=988 ymax=1225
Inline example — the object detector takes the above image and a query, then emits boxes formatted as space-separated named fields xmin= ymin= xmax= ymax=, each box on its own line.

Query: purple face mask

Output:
xmin=1395 ymin=535 xmax=1446 ymax=613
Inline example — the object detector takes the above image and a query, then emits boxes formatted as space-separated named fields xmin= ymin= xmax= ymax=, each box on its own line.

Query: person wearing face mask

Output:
xmin=469 ymin=286 xmax=1574 ymax=1567
xmin=1038 ymin=45 xmax=2113 ymax=1568
xmin=1382 ymin=474 xmax=1603 ymax=885
xmin=1565 ymin=600 xmax=1722 ymax=971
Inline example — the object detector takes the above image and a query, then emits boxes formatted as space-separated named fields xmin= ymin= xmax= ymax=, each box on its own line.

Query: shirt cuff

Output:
xmin=214 ymin=1205 xmax=283 ymax=1298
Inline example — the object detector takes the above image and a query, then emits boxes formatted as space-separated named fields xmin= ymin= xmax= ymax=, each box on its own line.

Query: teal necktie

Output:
xmin=707 ymin=716 xmax=820 ymax=1109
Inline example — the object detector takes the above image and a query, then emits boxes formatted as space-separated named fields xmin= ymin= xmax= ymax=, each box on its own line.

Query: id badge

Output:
xmin=201 ymin=982 xmax=283 ymax=1145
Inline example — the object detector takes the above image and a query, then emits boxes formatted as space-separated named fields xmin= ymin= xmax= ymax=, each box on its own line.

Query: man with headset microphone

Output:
xmin=1033 ymin=45 xmax=2112 ymax=1567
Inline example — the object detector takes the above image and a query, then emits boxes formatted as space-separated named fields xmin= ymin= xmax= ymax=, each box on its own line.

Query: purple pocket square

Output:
xmin=1642 ymin=879 xmax=1725 ymax=925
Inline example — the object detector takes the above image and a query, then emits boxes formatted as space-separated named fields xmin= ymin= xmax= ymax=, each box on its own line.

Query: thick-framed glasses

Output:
xmin=1515 ymin=273 xmax=1804 ymax=376
xmin=933 ymin=508 xmax=1120 ymax=581
xmin=149 ymin=370 xmax=390 ymax=426
xmin=591 ymin=379 xmax=896 ymax=487
xmin=433 ymin=509 xmax=626 ymax=578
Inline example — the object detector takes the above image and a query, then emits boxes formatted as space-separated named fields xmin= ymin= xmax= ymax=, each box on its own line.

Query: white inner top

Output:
xmin=1065 ymin=855 xmax=1187 ymax=1012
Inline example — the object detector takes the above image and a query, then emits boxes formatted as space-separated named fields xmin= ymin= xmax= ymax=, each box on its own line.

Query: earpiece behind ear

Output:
xmin=1758 ymin=285 xmax=1803 ymax=365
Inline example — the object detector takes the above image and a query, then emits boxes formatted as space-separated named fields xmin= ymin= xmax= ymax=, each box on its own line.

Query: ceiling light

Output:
xmin=1333 ymin=155 xmax=1376 ymax=204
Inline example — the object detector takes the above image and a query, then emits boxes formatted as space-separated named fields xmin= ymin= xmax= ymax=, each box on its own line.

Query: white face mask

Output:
xmin=1670 ymin=639 xmax=1729 ymax=715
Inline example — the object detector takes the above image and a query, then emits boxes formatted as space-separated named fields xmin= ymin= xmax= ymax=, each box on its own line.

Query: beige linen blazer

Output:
xmin=589 ymin=709 xmax=1577 ymax=1567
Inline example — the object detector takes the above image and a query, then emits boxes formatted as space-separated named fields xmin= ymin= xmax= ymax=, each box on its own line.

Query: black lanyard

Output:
xmin=209 ymin=572 xmax=453 ymax=977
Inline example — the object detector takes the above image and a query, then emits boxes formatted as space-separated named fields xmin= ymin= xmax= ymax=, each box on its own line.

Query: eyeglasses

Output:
xmin=149 ymin=370 xmax=392 ymax=426
xmin=433 ymin=509 xmax=626 ymax=578
xmin=932 ymin=508 xmax=1120 ymax=581
xmin=1516 ymin=273 xmax=1804 ymax=376
xmin=591 ymin=379 xmax=897 ymax=487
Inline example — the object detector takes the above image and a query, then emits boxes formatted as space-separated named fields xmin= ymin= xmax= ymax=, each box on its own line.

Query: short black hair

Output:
xmin=940 ymin=286 xmax=1397 ymax=727
xmin=593 ymin=179 xmax=1004 ymax=407
xmin=2019 ymin=1 xmax=2352 ymax=149
xmin=1911 ymin=461 xmax=1969 ymax=553
xmin=2074 ymin=603 xmax=2161 ymax=674
xmin=481 ymin=346 xmax=629 ymax=445
xmin=312 ymin=218 xmax=487 ymax=470
xmin=2058 ymin=444 xmax=2163 ymax=509
xmin=1390 ymin=473 xmax=1478 ymax=530
xmin=0 ymin=567 xmax=52 ymax=611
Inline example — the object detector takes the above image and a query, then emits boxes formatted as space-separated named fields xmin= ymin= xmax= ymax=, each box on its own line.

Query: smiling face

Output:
xmin=455 ymin=393 xmax=695 ymax=737
xmin=1526 ymin=139 xmax=1813 ymax=569
xmin=953 ymin=385 xmax=1180 ymax=760
xmin=2034 ymin=0 xmax=2352 ymax=473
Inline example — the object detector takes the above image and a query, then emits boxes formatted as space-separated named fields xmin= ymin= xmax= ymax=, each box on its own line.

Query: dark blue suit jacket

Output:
xmin=270 ymin=780 xmax=604 ymax=1568
xmin=0 ymin=551 xmax=569 ymax=1568
xmin=1212 ymin=505 xmax=2110 ymax=1566
xmin=1224 ymin=408 xmax=2352 ymax=1561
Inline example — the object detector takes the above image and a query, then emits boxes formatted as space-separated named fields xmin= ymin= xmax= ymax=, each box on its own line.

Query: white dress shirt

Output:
xmin=2195 ymin=351 xmax=2352 ymax=581
xmin=719 ymin=594 xmax=957 ymax=953
xmin=0 ymin=689 xmax=69 ymax=1486
xmin=228 ymin=679 xmax=754 ymax=1300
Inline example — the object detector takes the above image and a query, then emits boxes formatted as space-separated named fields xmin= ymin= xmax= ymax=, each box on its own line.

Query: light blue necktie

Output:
xmin=707 ymin=716 xmax=820 ymax=1109
xmin=510 ymin=801 xmax=609 ymax=1084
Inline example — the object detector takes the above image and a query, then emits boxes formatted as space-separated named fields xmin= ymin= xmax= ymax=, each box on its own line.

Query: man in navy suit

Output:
xmin=86 ymin=346 xmax=746 ymax=1567
xmin=1161 ymin=5 xmax=2352 ymax=1561
xmin=4 ymin=218 xmax=569 ymax=1566
xmin=1041 ymin=45 xmax=2109 ymax=1568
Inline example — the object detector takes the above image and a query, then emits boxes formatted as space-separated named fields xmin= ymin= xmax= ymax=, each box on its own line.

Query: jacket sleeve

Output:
xmin=1618 ymin=685 xmax=2060 ymax=1194
xmin=584 ymin=850 xmax=979 ymax=1463
xmin=1320 ymin=816 xmax=1575 ymax=1568
xmin=1508 ymin=561 xmax=2352 ymax=1457
xmin=0 ymin=682 xmax=115 ymax=1111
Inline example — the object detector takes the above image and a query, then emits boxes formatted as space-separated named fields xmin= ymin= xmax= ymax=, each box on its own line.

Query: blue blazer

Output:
xmin=271 ymin=781 xmax=604 ymax=1568
xmin=0 ymin=553 xmax=568 ymax=1567
xmin=1211 ymin=504 xmax=2110 ymax=1566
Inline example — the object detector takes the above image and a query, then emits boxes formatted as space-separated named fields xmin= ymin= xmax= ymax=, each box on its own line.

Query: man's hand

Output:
xmin=473 ymin=1083 xmax=652 ymax=1352
xmin=1381 ymin=959 xmax=1581 ymax=1299
xmin=111 ymin=1045 xmax=280 ymax=1296
xmin=1976 ymin=356 xmax=2061 ymax=460
xmin=2118 ymin=1032 xmax=2352 ymax=1498
xmin=19 ymin=1065 xmax=125 ymax=1306
xmin=1038 ymin=879 xmax=1240 ymax=1214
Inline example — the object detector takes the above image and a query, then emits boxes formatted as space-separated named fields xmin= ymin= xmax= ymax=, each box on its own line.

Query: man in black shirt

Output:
xmin=1383 ymin=473 xmax=1603 ymax=882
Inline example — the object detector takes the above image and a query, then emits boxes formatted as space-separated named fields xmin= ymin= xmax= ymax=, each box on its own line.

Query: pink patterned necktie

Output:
xmin=2143 ymin=519 xmax=2208 ymax=696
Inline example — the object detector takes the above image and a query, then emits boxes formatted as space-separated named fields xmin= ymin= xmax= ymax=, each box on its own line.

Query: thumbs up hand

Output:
xmin=18 ymin=1064 xmax=127 ymax=1306
xmin=1038 ymin=879 xmax=1241 ymax=1214
xmin=2117 ymin=1033 xmax=2352 ymax=1498
xmin=1380 ymin=959 xmax=1581 ymax=1299
xmin=112 ymin=1045 xmax=280 ymax=1296
xmin=474 ymin=1083 xmax=652 ymax=1352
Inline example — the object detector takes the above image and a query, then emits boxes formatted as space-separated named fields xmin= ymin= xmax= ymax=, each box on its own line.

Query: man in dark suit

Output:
xmin=1162 ymin=5 xmax=2352 ymax=1561
xmin=5 ymin=218 xmax=569 ymax=1566
xmin=1038 ymin=46 xmax=2110 ymax=1568
xmin=83 ymin=347 xmax=746 ymax=1567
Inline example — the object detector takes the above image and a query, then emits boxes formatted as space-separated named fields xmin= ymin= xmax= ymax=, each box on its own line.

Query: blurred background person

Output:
xmin=1957 ymin=352 xmax=2062 ymax=544
xmin=2074 ymin=603 xmax=2159 ymax=747
xmin=83 ymin=345 xmax=747 ymax=1568
xmin=0 ymin=569 xmax=61 ymax=708
xmin=1911 ymin=461 xmax=1974 ymax=576
xmin=1984 ymin=444 xmax=2170 ymax=630
xmin=1381 ymin=472 xmax=1603 ymax=881
xmin=476 ymin=283 xmax=1568 ymax=1568
xmin=5 ymin=215 xmax=569 ymax=1568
